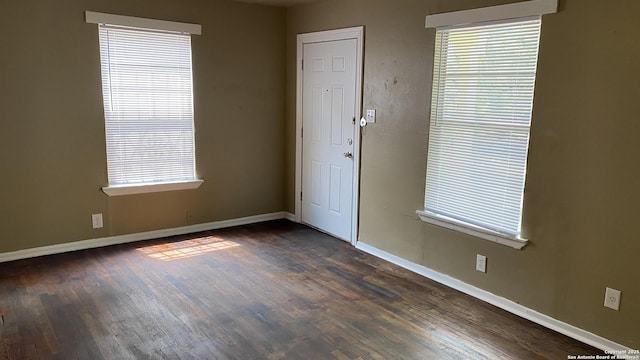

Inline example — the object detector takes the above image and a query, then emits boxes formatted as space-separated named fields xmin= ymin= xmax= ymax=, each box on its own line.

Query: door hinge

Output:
xmin=301 ymin=59 xmax=304 ymax=70
xmin=300 ymin=192 xmax=303 ymax=201
xmin=352 ymin=117 xmax=356 ymax=125
xmin=301 ymin=128 xmax=303 ymax=138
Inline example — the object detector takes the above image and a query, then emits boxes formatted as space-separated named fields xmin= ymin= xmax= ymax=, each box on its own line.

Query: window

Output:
xmin=418 ymin=1 xmax=555 ymax=249
xmin=86 ymin=12 xmax=203 ymax=196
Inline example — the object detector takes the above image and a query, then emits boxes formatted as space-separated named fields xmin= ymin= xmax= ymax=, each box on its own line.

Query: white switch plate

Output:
xmin=604 ymin=287 xmax=621 ymax=311
xmin=366 ymin=109 xmax=376 ymax=123
xmin=92 ymin=213 xmax=103 ymax=229
xmin=476 ymin=254 xmax=487 ymax=273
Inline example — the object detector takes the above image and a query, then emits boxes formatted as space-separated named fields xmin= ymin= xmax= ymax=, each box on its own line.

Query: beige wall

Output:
xmin=286 ymin=0 xmax=639 ymax=348
xmin=0 ymin=0 xmax=286 ymax=252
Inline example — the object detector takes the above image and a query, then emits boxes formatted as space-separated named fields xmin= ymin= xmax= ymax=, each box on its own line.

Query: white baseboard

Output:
xmin=355 ymin=241 xmax=631 ymax=353
xmin=284 ymin=212 xmax=296 ymax=222
xmin=0 ymin=212 xmax=292 ymax=264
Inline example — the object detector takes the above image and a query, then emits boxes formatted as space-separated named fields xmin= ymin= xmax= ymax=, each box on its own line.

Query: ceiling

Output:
xmin=232 ymin=0 xmax=320 ymax=7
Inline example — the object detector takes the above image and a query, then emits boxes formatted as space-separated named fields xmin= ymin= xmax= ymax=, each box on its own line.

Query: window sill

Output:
xmin=416 ymin=210 xmax=528 ymax=250
xmin=102 ymin=180 xmax=204 ymax=197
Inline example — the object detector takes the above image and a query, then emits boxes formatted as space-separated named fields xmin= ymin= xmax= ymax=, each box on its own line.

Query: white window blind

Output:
xmin=424 ymin=17 xmax=541 ymax=237
xmin=98 ymin=24 xmax=197 ymax=186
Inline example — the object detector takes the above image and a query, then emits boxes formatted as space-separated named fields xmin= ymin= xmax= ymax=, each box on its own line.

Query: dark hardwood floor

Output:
xmin=0 ymin=220 xmax=602 ymax=359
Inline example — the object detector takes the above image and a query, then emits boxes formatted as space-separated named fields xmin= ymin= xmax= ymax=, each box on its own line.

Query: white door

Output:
xmin=301 ymin=39 xmax=357 ymax=242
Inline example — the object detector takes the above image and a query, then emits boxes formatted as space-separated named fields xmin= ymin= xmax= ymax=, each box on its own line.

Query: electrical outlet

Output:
xmin=604 ymin=287 xmax=621 ymax=311
xmin=476 ymin=254 xmax=487 ymax=273
xmin=92 ymin=213 xmax=103 ymax=229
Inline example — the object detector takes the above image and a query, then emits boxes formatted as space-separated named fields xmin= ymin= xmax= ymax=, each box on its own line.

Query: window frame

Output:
xmin=418 ymin=0 xmax=558 ymax=249
xmin=86 ymin=11 xmax=203 ymax=196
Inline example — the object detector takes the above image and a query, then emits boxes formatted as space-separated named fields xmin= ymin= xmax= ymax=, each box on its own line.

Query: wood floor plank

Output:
xmin=0 ymin=220 xmax=604 ymax=359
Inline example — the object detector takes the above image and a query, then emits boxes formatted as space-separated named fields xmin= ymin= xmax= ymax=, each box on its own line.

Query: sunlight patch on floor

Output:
xmin=137 ymin=236 xmax=240 ymax=261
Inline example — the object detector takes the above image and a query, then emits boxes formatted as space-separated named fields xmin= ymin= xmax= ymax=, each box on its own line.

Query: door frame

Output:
xmin=295 ymin=26 xmax=364 ymax=246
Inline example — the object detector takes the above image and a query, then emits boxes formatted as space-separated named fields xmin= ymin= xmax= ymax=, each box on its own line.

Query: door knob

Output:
xmin=343 ymin=152 xmax=353 ymax=159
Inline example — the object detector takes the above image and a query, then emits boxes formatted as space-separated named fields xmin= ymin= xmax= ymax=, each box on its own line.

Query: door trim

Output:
xmin=295 ymin=27 xmax=364 ymax=246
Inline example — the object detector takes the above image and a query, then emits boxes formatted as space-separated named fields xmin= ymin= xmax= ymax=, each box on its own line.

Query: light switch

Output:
xmin=366 ymin=109 xmax=376 ymax=123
